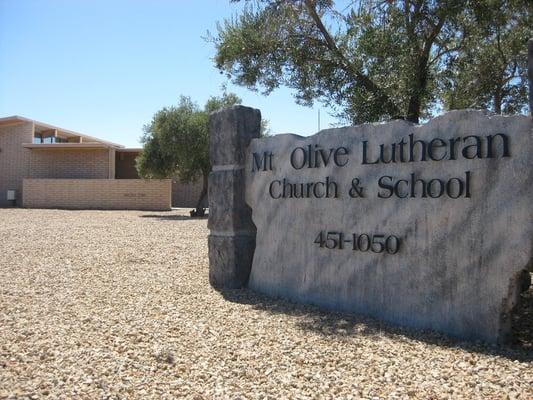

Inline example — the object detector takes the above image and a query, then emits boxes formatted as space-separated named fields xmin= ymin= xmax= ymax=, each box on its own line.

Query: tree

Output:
xmin=440 ymin=0 xmax=531 ymax=114
xmin=210 ymin=0 xmax=530 ymax=124
xmin=137 ymin=93 xmax=241 ymax=216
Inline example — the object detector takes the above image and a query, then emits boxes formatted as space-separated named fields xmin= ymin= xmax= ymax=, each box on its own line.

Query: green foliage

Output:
xmin=210 ymin=0 xmax=531 ymax=124
xmin=136 ymin=93 xmax=242 ymax=211
xmin=260 ymin=118 xmax=272 ymax=137
xmin=205 ymin=92 xmax=242 ymax=113
xmin=440 ymin=0 xmax=531 ymax=114
xmin=137 ymin=92 xmax=271 ymax=181
xmin=137 ymin=96 xmax=210 ymax=182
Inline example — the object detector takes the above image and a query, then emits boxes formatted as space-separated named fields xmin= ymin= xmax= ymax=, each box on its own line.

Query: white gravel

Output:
xmin=0 ymin=208 xmax=531 ymax=399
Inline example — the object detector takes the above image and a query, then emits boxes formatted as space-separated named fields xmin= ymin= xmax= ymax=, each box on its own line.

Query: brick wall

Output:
xmin=29 ymin=148 xmax=110 ymax=179
xmin=115 ymin=151 xmax=140 ymax=179
xmin=23 ymin=179 xmax=171 ymax=211
xmin=0 ymin=122 xmax=33 ymax=207
xmin=172 ymin=178 xmax=207 ymax=208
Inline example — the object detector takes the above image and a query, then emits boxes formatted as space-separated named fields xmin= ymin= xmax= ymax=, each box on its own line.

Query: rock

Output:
xmin=208 ymin=105 xmax=261 ymax=289
xmin=208 ymin=235 xmax=255 ymax=289
xmin=209 ymin=105 xmax=261 ymax=166
xmin=244 ymin=110 xmax=533 ymax=343
xmin=207 ymin=169 xmax=255 ymax=233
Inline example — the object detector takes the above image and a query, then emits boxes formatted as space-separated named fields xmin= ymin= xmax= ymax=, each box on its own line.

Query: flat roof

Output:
xmin=0 ymin=115 xmax=124 ymax=149
xmin=22 ymin=143 xmax=111 ymax=150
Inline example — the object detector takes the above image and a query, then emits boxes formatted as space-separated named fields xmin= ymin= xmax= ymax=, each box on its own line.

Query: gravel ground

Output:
xmin=0 ymin=208 xmax=531 ymax=400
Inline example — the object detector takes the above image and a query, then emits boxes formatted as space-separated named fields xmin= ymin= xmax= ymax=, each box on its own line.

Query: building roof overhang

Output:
xmin=22 ymin=143 xmax=111 ymax=150
xmin=1 ymin=115 xmax=124 ymax=149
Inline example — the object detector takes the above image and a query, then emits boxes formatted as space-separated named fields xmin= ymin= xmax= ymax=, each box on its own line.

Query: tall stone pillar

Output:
xmin=207 ymin=106 xmax=261 ymax=289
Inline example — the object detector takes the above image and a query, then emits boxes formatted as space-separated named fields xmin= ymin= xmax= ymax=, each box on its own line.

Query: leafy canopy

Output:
xmin=211 ymin=0 xmax=531 ymax=124
xmin=137 ymin=93 xmax=243 ymax=213
xmin=137 ymin=93 xmax=241 ymax=182
xmin=440 ymin=0 xmax=531 ymax=114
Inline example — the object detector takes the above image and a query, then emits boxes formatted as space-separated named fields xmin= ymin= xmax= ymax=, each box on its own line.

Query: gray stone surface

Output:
xmin=208 ymin=234 xmax=256 ymax=289
xmin=208 ymin=106 xmax=261 ymax=289
xmin=207 ymin=169 xmax=255 ymax=233
xmin=244 ymin=110 xmax=532 ymax=343
xmin=209 ymin=106 xmax=262 ymax=166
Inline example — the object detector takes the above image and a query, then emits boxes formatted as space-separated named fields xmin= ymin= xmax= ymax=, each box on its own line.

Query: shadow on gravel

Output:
xmin=140 ymin=214 xmax=208 ymax=221
xmin=220 ymin=286 xmax=533 ymax=363
xmin=511 ymin=282 xmax=533 ymax=352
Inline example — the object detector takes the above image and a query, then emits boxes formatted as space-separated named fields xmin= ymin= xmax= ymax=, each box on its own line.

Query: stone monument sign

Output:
xmin=207 ymin=42 xmax=533 ymax=343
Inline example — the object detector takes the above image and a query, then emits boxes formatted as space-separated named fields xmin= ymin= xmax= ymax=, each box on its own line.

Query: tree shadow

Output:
xmin=219 ymin=287 xmax=533 ymax=362
xmin=140 ymin=214 xmax=208 ymax=221
xmin=511 ymin=280 xmax=533 ymax=352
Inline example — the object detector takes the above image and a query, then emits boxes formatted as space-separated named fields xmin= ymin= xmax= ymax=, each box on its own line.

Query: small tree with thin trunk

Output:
xmin=136 ymin=94 xmax=241 ymax=216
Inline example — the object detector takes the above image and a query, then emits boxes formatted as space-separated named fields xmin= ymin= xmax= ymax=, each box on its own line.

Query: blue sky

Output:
xmin=0 ymin=0 xmax=337 ymax=147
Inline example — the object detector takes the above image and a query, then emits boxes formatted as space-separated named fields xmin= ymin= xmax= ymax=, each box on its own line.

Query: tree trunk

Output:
xmin=406 ymin=93 xmax=421 ymax=123
xmin=494 ymin=86 xmax=502 ymax=114
xmin=194 ymin=173 xmax=208 ymax=215
xmin=406 ymin=67 xmax=427 ymax=124
xmin=404 ymin=10 xmax=446 ymax=124
xmin=406 ymin=50 xmax=430 ymax=124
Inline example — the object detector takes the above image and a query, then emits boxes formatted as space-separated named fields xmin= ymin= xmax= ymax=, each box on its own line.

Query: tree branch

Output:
xmin=502 ymin=62 xmax=518 ymax=85
xmin=429 ymin=44 xmax=461 ymax=66
xmin=302 ymin=0 xmax=402 ymax=117
xmin=423 ymin=14 xmax=446 ymax=59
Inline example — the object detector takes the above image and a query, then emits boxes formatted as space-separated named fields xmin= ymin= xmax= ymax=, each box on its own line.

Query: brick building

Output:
xmin=0 ymin=116 xmax=204 ymax=210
